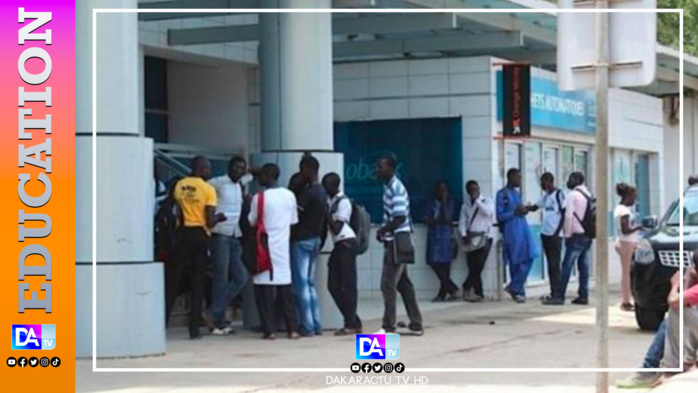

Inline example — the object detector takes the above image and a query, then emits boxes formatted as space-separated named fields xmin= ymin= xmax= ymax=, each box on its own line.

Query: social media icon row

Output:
xmin=7 ymin=356 xmax=60 ymax=368
xmin=350 ymin=362 xmax=404 ymax=374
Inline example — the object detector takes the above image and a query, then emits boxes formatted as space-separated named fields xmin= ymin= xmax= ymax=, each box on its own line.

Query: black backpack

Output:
xmin=574 ymin=189 xmax=597 ymax=239
xmin=331 ymin=196 xmax=371 ymax=255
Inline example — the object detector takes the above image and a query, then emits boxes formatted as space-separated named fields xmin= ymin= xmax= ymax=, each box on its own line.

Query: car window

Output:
xmin=667 ymin=192 xmax=698 ymax=226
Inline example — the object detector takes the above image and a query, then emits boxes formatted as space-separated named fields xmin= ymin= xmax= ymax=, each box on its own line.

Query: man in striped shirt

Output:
xmin=375 ymin=154 xmax=423 ymax=336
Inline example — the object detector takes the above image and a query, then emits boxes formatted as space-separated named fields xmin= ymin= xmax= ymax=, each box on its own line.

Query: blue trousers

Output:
xmin=206 ymin=235 xmax=248 ymax=328
xmin=642 ymin=318 xmax=666 ymax=368
xmin=291 ymin=237 xmax=322 ymax=334
xmin=507 ymin=260 xmax=534 ymax=297
xmin=556 ymin=234 xmax=592 ymax=300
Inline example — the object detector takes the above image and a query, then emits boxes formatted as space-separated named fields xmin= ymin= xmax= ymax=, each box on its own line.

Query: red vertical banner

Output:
xmin=0 ymin=2 xmax=75 ymax=391
xmin=502 ymin=63 xmax=531 ymax=138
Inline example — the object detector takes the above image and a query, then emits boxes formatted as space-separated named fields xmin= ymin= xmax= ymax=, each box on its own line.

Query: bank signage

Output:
xmin=496 ymin=71 xmax=596 ymax=134
xmin=502 ymin=64 xmax=531 ymax=137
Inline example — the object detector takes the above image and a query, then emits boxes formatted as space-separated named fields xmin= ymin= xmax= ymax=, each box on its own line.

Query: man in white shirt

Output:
xmin=458 ymin=180 xmax=495 ymax=302
xmin=543 ymin=171 xmax=593 ymax=306
xmin=248 ymin=163 xmax=300 ymax=340
xmin=322 ymin=172 xmax=362 ymax=336
xmin=203 ymin=157 xmax=252 ymax=335
xmin=527 ymin=173 xmax=566 ymax=301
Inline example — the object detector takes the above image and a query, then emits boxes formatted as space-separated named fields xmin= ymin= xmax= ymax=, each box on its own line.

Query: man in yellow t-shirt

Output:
xmin=166 ymin=156 xmax=225 ymax=339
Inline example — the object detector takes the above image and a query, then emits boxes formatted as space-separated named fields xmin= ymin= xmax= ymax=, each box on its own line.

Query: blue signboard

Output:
xmin=334 ymin=118 xmax=463 ymax=224
xmin=496 ymin=71 xmax=596 ymax=134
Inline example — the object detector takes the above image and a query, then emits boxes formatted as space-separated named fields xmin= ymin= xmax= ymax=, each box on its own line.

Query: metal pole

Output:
xmin=594 ymin=2 xmax=610 ymax=393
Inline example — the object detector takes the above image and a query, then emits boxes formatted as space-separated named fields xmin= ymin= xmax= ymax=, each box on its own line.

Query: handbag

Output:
xmin=252 ymin=191 xmax=273 ymax=279
xmin=463 ymin=205 xmax=487 ymax=253
xmin=392 ymin=231 xmax=415 ymax=264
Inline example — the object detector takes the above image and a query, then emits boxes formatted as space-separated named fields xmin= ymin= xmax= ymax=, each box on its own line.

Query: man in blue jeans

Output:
xmin=543 ymin=172 xmax=593 ymax=306
xmin=203 ymin=157 xmax=251 ymax=335
xmin=290 ymin=155 xmax=327 ymax=336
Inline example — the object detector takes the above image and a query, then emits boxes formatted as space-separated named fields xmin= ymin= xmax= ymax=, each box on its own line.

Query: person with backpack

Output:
xmin=459 ymin=180 xmax=495 ymax=303
xmin=543 ymin=171 xmax=595 ymax=306
xmin=322 ymin=172 xmax=364 ymax=336
xmin=425 ymin=181 xmax=459 ymax=303
xmin=497 ymin=168 xmax=539 ymax=304
xmin=527 ymin=172 xmax=566 ymax=302
xmin=248 ymin=163 xmax=301 ymax=340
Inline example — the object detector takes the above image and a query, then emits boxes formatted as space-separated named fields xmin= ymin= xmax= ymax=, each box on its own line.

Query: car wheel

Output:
xmin=634 ymin=304 xmax=665 ymax=331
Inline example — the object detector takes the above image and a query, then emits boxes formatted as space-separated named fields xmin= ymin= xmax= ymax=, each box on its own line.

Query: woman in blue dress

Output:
xmin=424 ymin=181 xmax=459 ymax=302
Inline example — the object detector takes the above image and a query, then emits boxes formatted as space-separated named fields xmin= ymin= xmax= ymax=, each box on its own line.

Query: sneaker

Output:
xmin=471 ymin=295 xmax=484 ymax=303
xmin=572 ymin=297 xmax=589 ymax=305
xmin=334 ymin=328 xmax=356 ymax=336
xmin=541 ymin=297 xmax=565 ymax=306
xmin=406 ymin=323 xmax=424 ymax=336
xmin=373 ymin=328 xmax=396 ymax=334
xmin=514 ymin=295 xmax=526 ymax=304
xmin=615 ymin=372 xmax=661 ymax=389
xmin=211 ymin=327 xmax=228 ymax=336
xmin=446 ymin=290 xmax=461 ymax=302
xmin=504 ymin=286 xmax=517 ymax=301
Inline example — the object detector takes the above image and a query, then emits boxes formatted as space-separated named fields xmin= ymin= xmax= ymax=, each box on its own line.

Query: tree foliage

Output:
xmin=656 ymin=0 xmax=696 ymax=54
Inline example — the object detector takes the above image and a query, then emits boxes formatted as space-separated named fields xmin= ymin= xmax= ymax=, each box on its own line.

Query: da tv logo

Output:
xmin=355 ymin=334 xmax=399 ymax=360
xmin=12 ymin=324 xmax=56 ymax=350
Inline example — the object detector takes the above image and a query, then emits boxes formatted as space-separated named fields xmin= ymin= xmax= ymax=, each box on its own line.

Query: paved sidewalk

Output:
xmin=76 ymin=287 xmax=670 ymax=393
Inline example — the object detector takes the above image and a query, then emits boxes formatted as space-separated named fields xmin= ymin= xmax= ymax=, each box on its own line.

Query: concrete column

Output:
xmin=252 ymin=1 xmax=344 ymax=330
xmin=75 ymin=0 xmax=164 ymax=358
xmin=259 ymin=0 xmax=334 ymax=151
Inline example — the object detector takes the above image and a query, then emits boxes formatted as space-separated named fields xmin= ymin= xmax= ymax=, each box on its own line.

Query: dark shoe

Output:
xmin=288 ymin=331 xmax=300 ymax=340
xmin=620 ymin=303 xmax=635 ymax=312
xmin=334 ymin=328 xmax=356 ymax=336
xmin=397 ymin=321 xmax=407 ymax=328
xmin=406 ymin=323 xmax=424 ymax=336
xmin=201 ymin=312 xmax=217 ymax=331
xmin=571 ymin=297 xmax=589 ymax=305
xmin=190 ymin=333 xmax=203 ymax=340
xmin=432 ymin=295 xmax=445 ymax=303
xmin=314 ymin=330 xmax=324 ymax=336
xmin=300 ymin=330 xmax=315 ymax=338
xmin=541 ymin=296 xmax=565 ymax=306
xmin=504 ymin=286 xmax=517 ymax=301
xmin=262 ymin=333 xmax=276 ymax=340
xmin=447 ymin=290 xmax=461 ymax=302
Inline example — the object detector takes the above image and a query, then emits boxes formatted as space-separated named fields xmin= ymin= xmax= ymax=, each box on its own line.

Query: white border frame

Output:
xmin=92 ymin=7 xmax=684 ymax=373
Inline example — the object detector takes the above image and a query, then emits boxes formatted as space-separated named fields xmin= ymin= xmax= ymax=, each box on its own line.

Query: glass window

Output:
xmin=144 ymin=56 xmax=168 ymax=143
xmin=561 ymin=146 xmax=574 ymax=182
xmin=574 ymin=150 xmax=588 ymax=178
xmin=543 ymin=146 xmax=558 ymax=181
xmin=667 ymin=190 xmax=698 ymax=226
xmin=524 ymin=142 xmax=542 ymax=204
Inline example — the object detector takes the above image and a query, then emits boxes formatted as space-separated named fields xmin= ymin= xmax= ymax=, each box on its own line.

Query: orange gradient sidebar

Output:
xmin=0 ymin=2 xmax=75 ymax=391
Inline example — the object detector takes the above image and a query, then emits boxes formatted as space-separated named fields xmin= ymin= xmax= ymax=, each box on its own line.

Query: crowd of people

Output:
xmin=154 ymin=153 xmax=697 ymax=384
xmin=157 ymin=153 xmax=427 ymax=340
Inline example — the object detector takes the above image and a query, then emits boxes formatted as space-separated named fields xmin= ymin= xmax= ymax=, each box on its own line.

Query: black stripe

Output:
xmin=75 ymin=132 xmax=142 ymax=137
xmin=76 ymin=261 xmax=161 ymax=266
xmin=259 ymin=149 xmax=337 ymax=153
